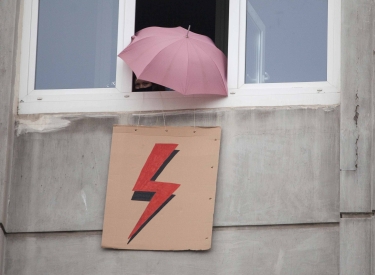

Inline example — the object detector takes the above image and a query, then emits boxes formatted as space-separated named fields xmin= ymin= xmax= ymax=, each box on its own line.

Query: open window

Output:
xmin=18 ymin=0 xmax=340 ymax=114
xmin=132 ymin=0 xmax=227 ymax=92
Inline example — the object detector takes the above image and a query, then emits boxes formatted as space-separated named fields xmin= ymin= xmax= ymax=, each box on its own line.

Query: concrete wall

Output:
xmin=5 ymin=225 xmax=339 ymax=275
xmin=340 ymin=0 xmax=373 ymax=213
xmin=340 ymin=217 xmax=372 ymax=275
xmin=3 ymin=107 xmax=342 ymax=275
xmin=0 ymin=0 xmax=18 ymax=271
xmin=0 ymin=0 xmax=374 ymax=275
xmin=0 ymin=0 xmax=17 ymax=229
xmin=339 ymin=0 xmax=375 ymax=275
xmin=0 ymin=229 xmax=4 ymax=275
xmin=7 ymin=108 xmax=340 ymax=233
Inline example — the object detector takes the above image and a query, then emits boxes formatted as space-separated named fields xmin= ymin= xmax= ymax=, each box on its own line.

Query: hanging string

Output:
xmin=136 ymin=92 xmax=144 ymax=131
xmin=159 ymin=92 xmax=167 ymax=132
xmin=194 ymin=108 xmax=196 ymax=131
xmin=193 ymin=95 xmax=196 ymax=133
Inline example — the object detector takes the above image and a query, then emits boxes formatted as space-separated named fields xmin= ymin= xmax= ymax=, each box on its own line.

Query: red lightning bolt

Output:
xmin=128 ymin=143 xmax=180 ymax=244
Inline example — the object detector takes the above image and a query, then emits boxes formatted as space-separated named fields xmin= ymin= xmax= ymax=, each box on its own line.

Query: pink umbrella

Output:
xmin=118 ymin=26 xmax=227 ymax=96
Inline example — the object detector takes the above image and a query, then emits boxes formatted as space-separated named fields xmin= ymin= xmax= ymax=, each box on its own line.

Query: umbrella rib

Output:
xmin=122 ymin=36 xmax=181 ymax=78
xmin=123 ymin=36 xmax=179 ymax=56
xmin=185 ymin=40 xmax=208 ymax=94
xmin=138 ymin=39 xmax=186 ymax=87
xmin=189 ymin=41 xmax=228 ymax=94
xmin=184 ymin=41 xmax=190 ymax=95
xmin=160 ymin=40 xmax=187 ymax=92
xmin=121 ymin=27 xmax=227 ymax=95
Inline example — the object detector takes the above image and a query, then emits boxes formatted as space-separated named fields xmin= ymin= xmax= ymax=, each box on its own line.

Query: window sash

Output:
xmin=19 ymin=0 xmax=133 ymax=98
xmin=228 ymin=0 xmax=340 ymax=91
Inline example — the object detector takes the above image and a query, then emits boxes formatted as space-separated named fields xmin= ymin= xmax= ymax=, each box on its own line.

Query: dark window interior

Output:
xmin=135 ymin=0 xmax=216 ymax=42
xmin=133 ymin=0 xmax=228 ymax=92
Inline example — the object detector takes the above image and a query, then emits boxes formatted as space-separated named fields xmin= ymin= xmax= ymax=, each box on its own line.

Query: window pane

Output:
xmin=35 ymin=0 xmax=119 ymax=90
xmin=245 ymin=0 xmax=328 ymax=83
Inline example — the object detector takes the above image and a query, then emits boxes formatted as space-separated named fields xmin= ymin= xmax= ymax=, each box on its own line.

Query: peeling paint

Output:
xmin=132 ymin=105 xmax=339 ymax=117
xmin=321 ymin=106 xmax=337 ymax=112
xmin=16 ymin=116 xmax=71 ymax=136
xmin=81 ymin=190 xmax=88 ymax=211
xmin=354 ymin=93 xmax=359 ymax=126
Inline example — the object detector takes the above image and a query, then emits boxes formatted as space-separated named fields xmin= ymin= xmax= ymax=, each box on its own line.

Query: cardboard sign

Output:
xmin=102 ymin=126 xmax=221 ymax=250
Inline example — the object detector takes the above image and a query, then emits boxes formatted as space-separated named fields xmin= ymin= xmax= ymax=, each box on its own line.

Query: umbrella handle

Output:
xmin=186 ymin=25 xmax=191 ymax=38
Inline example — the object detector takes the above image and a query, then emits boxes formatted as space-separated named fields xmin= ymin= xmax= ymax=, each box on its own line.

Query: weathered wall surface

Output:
xmin=0 ymin=229 xmax=4 ymax=275
xmin=0 ymin=0 xmax=17 ymax=228
xmin=5 ymin=225 xmax=339 ymax=275
xmin=0 ymin=0 xmax=18 ymax=272
xmin=1 ymin=0 xmax=375 ymax=275
xmin=7 ymin=107 xmax=340 ymax=233
xmin=340 ymin=0 xmax=373 ymax=213
xmin=3 ymin=108 xmax=342 ymax=275
xmin=339 ymin=1 xmax=375 ymax=275
xmin=340 ymin=217 xmax=372 ymax=275
xmin=1 ymin=107 xmax=340 ymax=275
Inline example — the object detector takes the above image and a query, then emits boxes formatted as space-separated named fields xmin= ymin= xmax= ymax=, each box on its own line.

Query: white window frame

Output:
xmin=228 ymin=0 xmax=341 ymax=98
xmin=244 ymin=3 xmax=266 ymax=84
xmin=17 ymin=0 xmax=340 ymax=114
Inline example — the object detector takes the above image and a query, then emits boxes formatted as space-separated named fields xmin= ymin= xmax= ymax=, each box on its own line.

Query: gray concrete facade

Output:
xmin=340 ymin=0 xmax=374 ymax=213
xmin=5 ymin=225 xmax=339 ymax=275
xmin=0 ymin=0 xmax=374 ymax=275
xmin=7 ymin=107 xmax=339 ymax=233
xmin=0 ymin=0 xmax=17 ymax=270
xmin=0 ymin=0 xmax=17 ymax=228
xmin=0 ymin=229 xmax=4 ymax=275
xmin=340 ymin=218 xmax=372 ymax=275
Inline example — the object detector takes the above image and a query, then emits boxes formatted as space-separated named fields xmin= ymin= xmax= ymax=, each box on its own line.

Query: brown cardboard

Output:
xmin=102 ymin=126 xmax=221 ymax=250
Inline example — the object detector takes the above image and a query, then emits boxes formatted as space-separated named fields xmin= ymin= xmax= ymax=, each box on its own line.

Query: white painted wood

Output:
xmin=18 ymin=0 xmax=33 ymax=101
xmin=238 ymin=1 xmax=265 ymax=85
xmin=237 ymin=0 xmax=247 ymax=87
xmin=115 ymin=0 xmax=134 ymax=94
xmin=327 ymin=0 xmax=341 ymax=89
xmin=4 ymin=225 xmax=339 ymax=275
xmin=26 ymin=0 xmax=38 ymax=96
xmin=227 ymin=0 xmax=240 ymax=89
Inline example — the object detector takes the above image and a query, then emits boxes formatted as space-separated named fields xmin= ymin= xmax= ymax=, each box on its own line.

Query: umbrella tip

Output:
xmin=186 ymin=25 xmax=191 ymax=38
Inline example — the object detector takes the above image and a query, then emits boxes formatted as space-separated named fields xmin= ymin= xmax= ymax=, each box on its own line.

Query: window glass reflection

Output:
xmin=245 ymin=0 xmax=328 ymax=83
xmin=35 ymin=0 xmax=119 ymax=89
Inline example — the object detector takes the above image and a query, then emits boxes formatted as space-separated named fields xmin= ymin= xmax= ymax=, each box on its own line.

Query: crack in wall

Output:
xmin=354 ymin=96 xmax=359 ymax=126
xmin=354 ymin=92 xmax=359 ymax=169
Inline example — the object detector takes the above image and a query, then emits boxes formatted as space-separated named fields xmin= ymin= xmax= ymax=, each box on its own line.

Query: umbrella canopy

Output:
xmin=118 ymin=26 xmax=227 ymax=96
